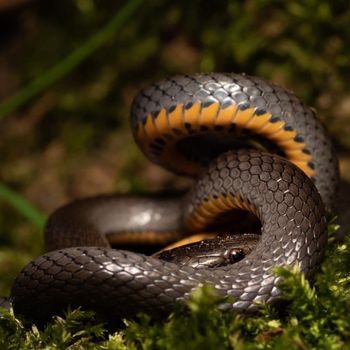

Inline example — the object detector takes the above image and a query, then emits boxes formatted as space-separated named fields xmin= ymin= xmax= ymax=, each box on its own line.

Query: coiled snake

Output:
xmin=8 ymin=73 xmax=339 ymax=323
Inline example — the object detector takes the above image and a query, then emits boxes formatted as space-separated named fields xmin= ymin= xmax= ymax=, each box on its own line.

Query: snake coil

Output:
xmin=10 ymin=73 xmax=338 ymax=323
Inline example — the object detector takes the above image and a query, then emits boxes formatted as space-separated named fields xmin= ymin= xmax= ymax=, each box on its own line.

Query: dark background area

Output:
xmin=0 ymin=0 xmax=349 ymax=296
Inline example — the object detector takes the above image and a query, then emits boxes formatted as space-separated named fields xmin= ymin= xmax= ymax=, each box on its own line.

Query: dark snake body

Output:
xmin=10 ymin=73 xmax=338 ymax=323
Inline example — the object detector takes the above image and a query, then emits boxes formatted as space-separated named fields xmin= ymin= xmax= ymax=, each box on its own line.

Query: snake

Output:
xmin=8 ymin=73 xmax=339 ymax=324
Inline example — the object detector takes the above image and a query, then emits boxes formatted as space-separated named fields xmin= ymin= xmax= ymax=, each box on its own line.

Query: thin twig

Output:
xmin=0 ymin=183 xmax=46 ymax=228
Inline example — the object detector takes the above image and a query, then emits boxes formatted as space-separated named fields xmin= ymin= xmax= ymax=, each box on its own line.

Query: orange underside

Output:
xmin=136 ymin=101 xmax=315 ymax=178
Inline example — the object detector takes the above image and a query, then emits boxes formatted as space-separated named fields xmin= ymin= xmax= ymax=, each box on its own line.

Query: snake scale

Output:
xmin=7 ymin=73 xmax=339 ymax=323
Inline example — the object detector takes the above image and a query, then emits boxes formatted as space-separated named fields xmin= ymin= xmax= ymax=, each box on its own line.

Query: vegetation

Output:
xmin=0 ymin=1 xmax=349 ymax=348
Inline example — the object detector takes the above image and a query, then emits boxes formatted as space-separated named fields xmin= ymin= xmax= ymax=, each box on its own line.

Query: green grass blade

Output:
xmin=0 ymin=183 xmax=46 ymax=229
xmin=0 ymin=0 xmax=143 ymax=119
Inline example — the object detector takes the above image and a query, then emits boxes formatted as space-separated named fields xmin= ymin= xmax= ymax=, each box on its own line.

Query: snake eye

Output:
xmin=228 ymin=248 xmax=245 ymax=264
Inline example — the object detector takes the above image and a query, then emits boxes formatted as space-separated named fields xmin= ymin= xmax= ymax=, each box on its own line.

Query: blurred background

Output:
xmin=0 ymin=0 xmax=349 ymax=296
